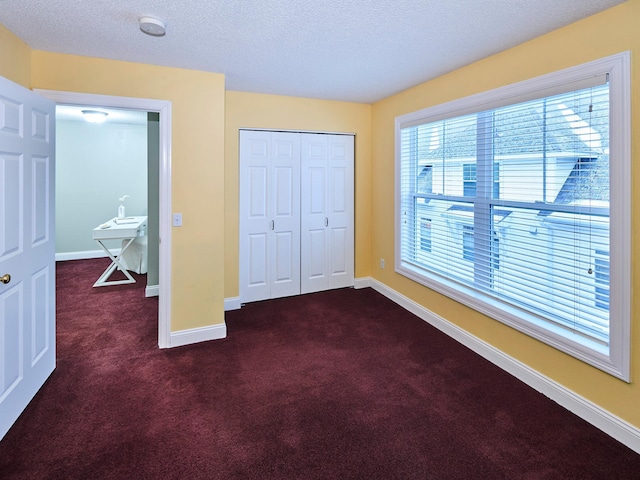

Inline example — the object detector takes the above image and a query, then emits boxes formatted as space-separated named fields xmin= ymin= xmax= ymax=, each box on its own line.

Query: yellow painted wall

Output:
xmin=30 ymin=51 xmax=226 ymax=332
xmin=224 ymin=91 xmax=372 ymax=299
xmin=371 ymin=0 xmax=640 ymax=427
xmin=0 ymin=23 xmax=31 ymax=87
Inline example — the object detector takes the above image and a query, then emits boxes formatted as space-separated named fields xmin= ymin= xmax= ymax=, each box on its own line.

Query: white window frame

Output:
xmin=394 ymin=52 xmax=631 ymax=381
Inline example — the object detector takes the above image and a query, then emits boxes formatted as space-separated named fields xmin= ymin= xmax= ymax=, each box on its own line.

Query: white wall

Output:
xmin=55 ymin=118 xmax=147 ymax=255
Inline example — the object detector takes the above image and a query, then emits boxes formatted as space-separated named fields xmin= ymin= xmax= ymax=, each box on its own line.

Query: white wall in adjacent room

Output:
xmin=55 ymin=117 xmax=147 ymax=255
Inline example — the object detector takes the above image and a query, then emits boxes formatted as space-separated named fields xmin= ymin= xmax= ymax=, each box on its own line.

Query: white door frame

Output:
xmin=35 ymin=89 xmax=172 ymax=348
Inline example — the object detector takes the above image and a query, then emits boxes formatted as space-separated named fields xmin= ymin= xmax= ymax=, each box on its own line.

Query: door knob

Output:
xmin=0 ymin=274 xmax=10 ymax=284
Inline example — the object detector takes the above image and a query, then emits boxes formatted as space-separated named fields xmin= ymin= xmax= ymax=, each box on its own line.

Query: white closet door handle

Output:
xmin=271 ymin=220 xmax=274 ymax=230
xmin=325 ymin=217 xmax=329 ymax=227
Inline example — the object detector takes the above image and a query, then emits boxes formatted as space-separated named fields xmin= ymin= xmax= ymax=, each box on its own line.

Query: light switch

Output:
xmin=173 ymin=213 xmax=183 ymax=227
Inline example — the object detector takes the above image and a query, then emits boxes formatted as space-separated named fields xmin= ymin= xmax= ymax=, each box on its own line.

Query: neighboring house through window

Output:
xmin=395 ymin=53 xmax=630 ymax=380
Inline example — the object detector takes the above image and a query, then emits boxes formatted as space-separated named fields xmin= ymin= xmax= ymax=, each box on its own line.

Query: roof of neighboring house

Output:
xmin=412 ymin=91 xmax=608 ymax=161
xmin=554 ymin=156 xmax=609 ymax=204
xmin=412 ymin=90 xmax=610 ymax=207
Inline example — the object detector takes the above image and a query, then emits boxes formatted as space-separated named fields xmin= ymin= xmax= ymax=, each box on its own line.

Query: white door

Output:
xmin=239 ymin=131 xmax=300 ymax=302
xmin=269 ymin=133 xmax=301 ymax=299
xmin=300 ymin=134 xmax=354 ymax=294
xmin=0 ymin=76 xmax=56 ymax=440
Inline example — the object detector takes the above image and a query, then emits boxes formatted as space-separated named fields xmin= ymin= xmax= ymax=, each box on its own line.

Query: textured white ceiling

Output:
xmin=0 ymin=0 xmax=625 ymax=103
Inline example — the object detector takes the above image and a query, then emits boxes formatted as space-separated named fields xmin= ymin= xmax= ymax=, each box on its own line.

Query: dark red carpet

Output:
xmin=0 ymin=258 xmax=638 ymax=479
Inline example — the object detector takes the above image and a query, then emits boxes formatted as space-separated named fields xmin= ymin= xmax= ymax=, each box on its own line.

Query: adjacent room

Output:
xmin=0 ymin=0 xmax=639 ymax=478
xmin=54 ymin=105 xmax=160 ymax=294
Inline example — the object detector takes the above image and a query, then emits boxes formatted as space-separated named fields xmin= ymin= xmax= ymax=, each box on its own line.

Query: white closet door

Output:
xmin=269 ymin=133 xmax=301 ymax=299
xmin=326 ymin=134 xmax=354 ymax=289
xmin=300 ymin=135 xmax=328 ymax=293
xmin=239 ymin=131 xmax=270 ymax=302
xmin=300 ymin=134 xmax=354 ymax=294
xmin=239 ymin=131 xmax=300 ymax=302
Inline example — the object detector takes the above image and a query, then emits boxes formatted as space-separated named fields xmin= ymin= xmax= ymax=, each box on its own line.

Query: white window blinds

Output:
xmin=395 ymin=53 xmax=630 ymax=379
xmin=401 ymin=84 xmax=610 ymax=343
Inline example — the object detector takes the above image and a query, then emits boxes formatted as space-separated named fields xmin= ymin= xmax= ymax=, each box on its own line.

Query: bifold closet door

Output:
xmin=300 ymin=134 xmax=354 ymax=294
xmin=239 ymin=131 xmax=301 ymax=303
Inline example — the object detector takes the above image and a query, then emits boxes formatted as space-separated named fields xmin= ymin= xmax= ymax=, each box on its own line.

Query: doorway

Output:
xmin=36 ymin=89 xmax=172 ymax=348
xmin=54 ymin=105 xmax=151 ymax=271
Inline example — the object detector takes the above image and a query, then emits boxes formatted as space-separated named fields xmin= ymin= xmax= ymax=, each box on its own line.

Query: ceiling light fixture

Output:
xmin=139 ymin=16 xmax=166 ymax=37
xmin=81 ymin=110 xmax=108 ymax=123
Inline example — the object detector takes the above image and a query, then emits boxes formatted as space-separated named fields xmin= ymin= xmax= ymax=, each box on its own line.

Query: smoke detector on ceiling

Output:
xmin=139 ymin=17 xmax=166 ymax=37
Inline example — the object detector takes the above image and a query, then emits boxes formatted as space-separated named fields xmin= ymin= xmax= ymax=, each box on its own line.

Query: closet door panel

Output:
xmin=330 ymin=226 xmax=348 ymax=274
xmin=330 ymin=167 xmax=347 ymax=213
xmin=300 ymin=133 xmax=354 ymax=293
xmin=307 ymin=229 xmax=327 ymax=279
xmin=327 ymin=165 xmax=349 ymax=285
xmin=244 ymin=168 xmax=271 ymax=302
xmin=306 ymin=166 xmax=327 ymax=285
xmin=274 ymin=167 xmax=294 ymax=217
xmin=269 ymin=133 xmax=300 ymax=299
xmin=248 ymin=233 xmax=268 ymax=286
xmin=309 ymin=167 xmax=325 ymax=214
xmin=273 ymin=135 xmax=296 ymax=160
xmin=240 ymin=131 xmax=272 ymax=302
xmin=300 ymin=135 xmax=329 ymax=293
xmin=249 ymin=167 xmax=268 ymax=217
xmin=272 ymin=162 xmax=297 ymax=295
xmin=273 ymin=232 xmax=293 ymax=279
xmin=326 ymin=135 xmax=354 ymax=289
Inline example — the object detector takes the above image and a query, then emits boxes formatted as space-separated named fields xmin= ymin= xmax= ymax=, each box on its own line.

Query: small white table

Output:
xmin=92 ymin=216 xmax=147 ymax=287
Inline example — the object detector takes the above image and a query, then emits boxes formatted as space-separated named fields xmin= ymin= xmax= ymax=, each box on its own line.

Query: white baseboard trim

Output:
xmin=354 ymin=277 xmax=372 ymax=289
xmin=368 ymin=278 xmax=640 ymax=455
xmin=224 ymin=296 xmax=242 ymax=311
xmin=169 ymin=323 xmax=227 ymax=348
xmin=56 ymin=249 xmax=120 ymax=262
xmin=227 ymin=279 xmax=370 ymax=309
xmin=145 ymin=285 xmax=159 ymax=297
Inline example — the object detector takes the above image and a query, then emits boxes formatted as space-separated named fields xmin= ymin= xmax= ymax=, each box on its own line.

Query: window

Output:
xmin=463 ymin=163 xmax=499 ymax=198
xmin=395 ymin=53 xmax=630 ymax=380
xmin=463 ymin=163 xmax=477 ymax=196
